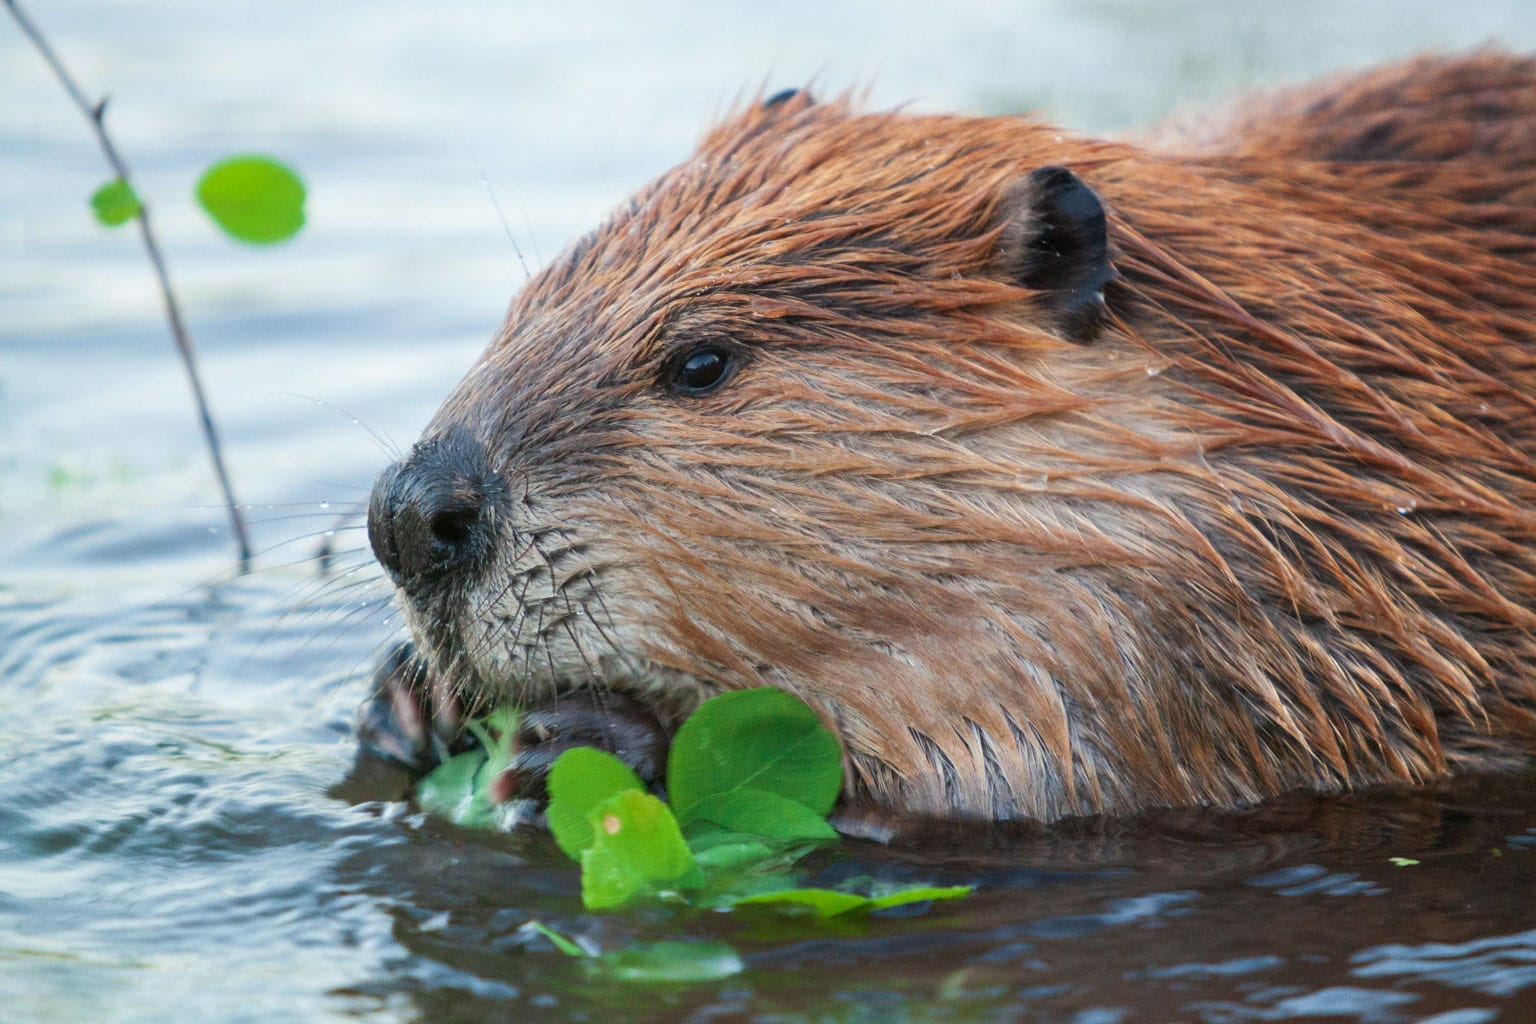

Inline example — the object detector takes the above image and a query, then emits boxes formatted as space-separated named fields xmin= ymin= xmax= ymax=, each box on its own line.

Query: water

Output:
xmin=5 ymin=2 xmax=1536 ymax=1021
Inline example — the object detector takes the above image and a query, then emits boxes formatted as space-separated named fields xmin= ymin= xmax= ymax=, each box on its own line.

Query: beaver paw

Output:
xmin=489 ymin=690 xmax=670 ymax=804
xmin=355 ymin=641 xmax=469 ymax=773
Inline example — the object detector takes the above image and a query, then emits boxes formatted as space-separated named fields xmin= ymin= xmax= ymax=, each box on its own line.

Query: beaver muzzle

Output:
xmin=367 ymin=428 xmax=505 ymax=597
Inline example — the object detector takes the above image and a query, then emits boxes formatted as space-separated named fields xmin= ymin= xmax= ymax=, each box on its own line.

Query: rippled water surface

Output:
xmin=7 ymin=3 xmax=1536 ymax=1021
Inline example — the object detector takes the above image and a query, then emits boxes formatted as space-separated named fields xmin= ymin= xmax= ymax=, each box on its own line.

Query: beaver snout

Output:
xmin=367 ymin=428 xmax=505 ymax=593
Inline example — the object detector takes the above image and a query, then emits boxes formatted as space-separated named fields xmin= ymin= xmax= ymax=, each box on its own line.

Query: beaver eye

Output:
xmin=668 ymin=344 xmax=738 ymax=396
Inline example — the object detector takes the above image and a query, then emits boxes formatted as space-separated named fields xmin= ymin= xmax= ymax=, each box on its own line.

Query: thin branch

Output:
xmin=7 ymin=0 xmax=252 ymax=573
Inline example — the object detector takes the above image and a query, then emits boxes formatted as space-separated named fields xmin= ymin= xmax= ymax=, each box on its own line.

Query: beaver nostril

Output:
xmin=429 ymin=505 xmax=479 ymax=548
xmin=367 ymin=429 xmax=503 ymax=589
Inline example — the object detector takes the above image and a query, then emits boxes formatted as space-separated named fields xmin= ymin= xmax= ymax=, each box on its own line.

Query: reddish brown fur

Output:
xmin=412 ymin=53 xmax=1536 ymax=820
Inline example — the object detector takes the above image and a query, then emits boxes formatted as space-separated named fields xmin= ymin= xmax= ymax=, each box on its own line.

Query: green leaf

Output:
xmin=90 ymin=178 xmax=141 ymax=226
xmin=522 ymin=920 xmax=589 ymax=958
xmin=413 ymin=748 xmax=497 ymax=829
xmin=689 ymin=837 xmax=781 ymax=874
xmin=730 ymin=887 xmax=870 ymax=916
xmin=588 ymin=941 xmax=743 ymax=983
xmin=669 ymin=688 xmax=842 ymax=828
xmin=480 ymin=706 xmax=523 ymax=748
xmin=413 ymin=707 xmax=522 ymax=830
xmin=547 ymin=747 xmax=645 ymax=860
xmin=580 ymin=790 xmax=698 ymax=910
xmin=195 ymin=154 xmax=306 ymax=244
xmin=684 ymin=789 xmax=839 ymax=843
xmin=866 ymin=885 xmax=974 ymax=911
xmin=685 ymin=824 xmax=815 ymax=878
xmin=463 ymin=705 xmax=520 ymax=775
xmin=729 ymin=883 xmax=973 ymax=918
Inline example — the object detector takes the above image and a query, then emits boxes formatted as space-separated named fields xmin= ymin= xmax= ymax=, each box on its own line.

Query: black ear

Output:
xmin=997 ymin=166 xmax=1115 ymax=343
xmin=763 ymin=87 xmax=812 ymax=109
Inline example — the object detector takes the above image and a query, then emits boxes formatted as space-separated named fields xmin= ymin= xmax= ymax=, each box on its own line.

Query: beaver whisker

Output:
xmin=464 ymin=578 xmax=543 ymax=692
xmin=499 ymin=578 xmax=548 ymax=695
xmin=445 ymin=563 xmax=536 ymax=698
xmin=555 ymin=525 xmax=625 ymax=657
xmin=537 ymin=560 xmax=604 ymax=677
xmin=548 ymin=597 xmax=603 ymax=694
xmin=425 ymin=642 xmax=475 ymax=718
xmin=532 ymin=599 xmax=562 ymax=700
xmin=502 ymin=565 xmax=541 ymax=651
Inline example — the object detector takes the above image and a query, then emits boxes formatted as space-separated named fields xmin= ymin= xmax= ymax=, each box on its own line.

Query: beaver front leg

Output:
xmin=356 ymin=641 xmax=670 ymax=805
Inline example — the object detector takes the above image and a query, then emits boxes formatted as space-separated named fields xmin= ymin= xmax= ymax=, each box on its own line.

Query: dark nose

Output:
xmin=368 ymin=429 xmax=503 ymax=590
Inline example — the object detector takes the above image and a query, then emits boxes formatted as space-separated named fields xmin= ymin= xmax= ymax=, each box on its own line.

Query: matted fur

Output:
xmin=404 ymin=53 xmax=1536 ymax=820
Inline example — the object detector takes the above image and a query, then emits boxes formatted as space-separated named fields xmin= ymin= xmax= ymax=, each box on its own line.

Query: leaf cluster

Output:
xmin=416 ymin=688 xmax=972 ymax=917
xmin=92 ymin=154 xmax=306 ymax=245
xmin=548 ymin=688 xmax=846 ymax=911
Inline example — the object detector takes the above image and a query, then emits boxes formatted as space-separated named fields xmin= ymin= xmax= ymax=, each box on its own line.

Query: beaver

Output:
xmin=364 ymin=52 xmax=1536 ymax=822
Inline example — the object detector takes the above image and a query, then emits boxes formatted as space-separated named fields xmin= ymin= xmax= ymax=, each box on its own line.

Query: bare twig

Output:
xmin=7 ymin=0 xmax=252 ymax=573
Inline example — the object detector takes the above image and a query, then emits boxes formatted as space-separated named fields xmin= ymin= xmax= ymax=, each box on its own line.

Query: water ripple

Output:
xmin=1352 ymin=929 xmax=1536 ymax=998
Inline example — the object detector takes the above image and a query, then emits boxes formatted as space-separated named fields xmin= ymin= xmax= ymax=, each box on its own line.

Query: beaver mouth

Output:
xmin=401 ymin=591 xmax=714 ymax=729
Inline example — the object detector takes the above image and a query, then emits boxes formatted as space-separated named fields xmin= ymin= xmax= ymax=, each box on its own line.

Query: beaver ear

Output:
xmin=997 ymin=166 xmax=1116 ymax=343
xmin=762 ymin=87 xmax=813 ymax=109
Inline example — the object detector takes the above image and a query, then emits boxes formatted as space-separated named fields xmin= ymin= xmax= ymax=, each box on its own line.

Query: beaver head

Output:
xmin=369 ymin=72 xmax=1536 ymax=821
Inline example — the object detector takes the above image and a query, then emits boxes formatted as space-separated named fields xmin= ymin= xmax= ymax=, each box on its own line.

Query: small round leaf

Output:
xmin=90 ymin=178 xmax=141 ymax=227
xmin=547 ymin=747 xmax=645 ymax=860
xmin=195 ymin=154 xmax=306 ymax=244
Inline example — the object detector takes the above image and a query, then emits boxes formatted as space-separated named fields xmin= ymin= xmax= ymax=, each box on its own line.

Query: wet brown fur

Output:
xmin=415 ymin=53 xmax=1536 ymax=820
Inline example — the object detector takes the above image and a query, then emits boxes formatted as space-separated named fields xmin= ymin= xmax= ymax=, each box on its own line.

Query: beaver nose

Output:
xmin=367 ymin=429 xmax=502 ymax=590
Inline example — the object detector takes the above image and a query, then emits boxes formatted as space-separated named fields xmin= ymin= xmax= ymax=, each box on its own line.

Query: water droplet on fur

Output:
xmin=1146 ymin=365 xmax=1163 ymax=377
xmin=1395 ymin=502 xmax=1417 ymax=515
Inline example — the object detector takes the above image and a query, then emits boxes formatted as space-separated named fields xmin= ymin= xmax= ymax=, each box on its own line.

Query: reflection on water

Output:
xmin=321 ymin=770 xmax=1536 ymax=1023
xmin=5 ymin=1 xmax=1536 ymax=1021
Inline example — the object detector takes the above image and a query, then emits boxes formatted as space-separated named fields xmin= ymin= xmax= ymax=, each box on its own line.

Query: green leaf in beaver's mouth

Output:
xmin=666 ymin=687 xmax=844 ymax=828
xmin=412 ymin=706 xmax=520 ymax=829
xmin=413 ymin=688 xmax=973 ymax=947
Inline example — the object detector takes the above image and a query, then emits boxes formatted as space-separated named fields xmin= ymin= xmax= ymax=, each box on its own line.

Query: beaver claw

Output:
xmin=356 ymin=641 xmax=669 ymax=807
xmin=356 ymin=641 xmax=469 ymax=772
